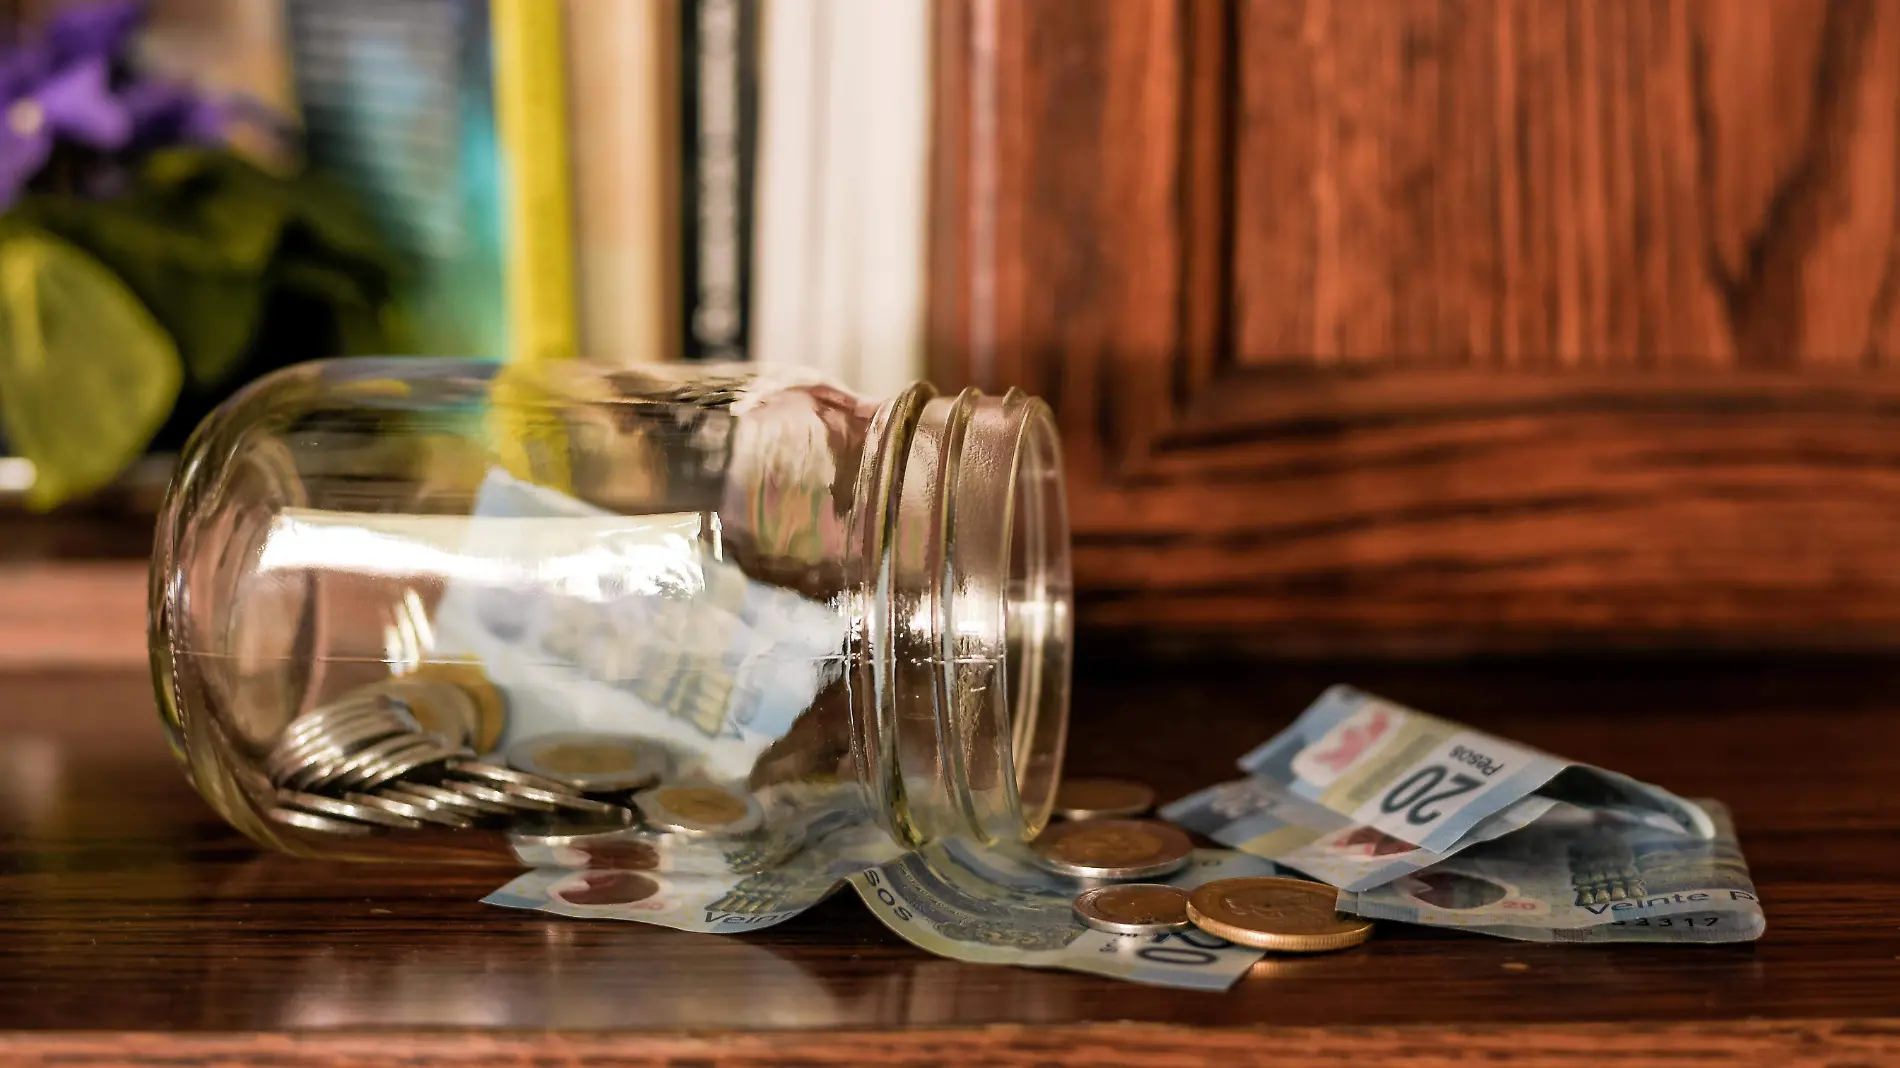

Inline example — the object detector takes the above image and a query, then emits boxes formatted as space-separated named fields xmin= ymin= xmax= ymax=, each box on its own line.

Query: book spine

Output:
xmin=679 ymin=0 xmax=759 ymax=362
xmin=564 ymin=0 xmax=677 ymax=366
xmin=491 ymin=0 xmax=578 ymax=365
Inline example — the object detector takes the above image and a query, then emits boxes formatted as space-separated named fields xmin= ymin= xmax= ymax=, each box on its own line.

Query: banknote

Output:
xmin=485 ymin=820 xmax=901 ymax=934
xmin=1240 ymin=685 xmax=1714 ymax=855
xmin=490 ymin=828 xmax=1282 ymax=988
xmin=1338 ymin=799 xmax=1764 ymax=942
xmin=430 ymin=469 xmax=848 ymax=780
xmin=1162 ymin=774 xmax=1558 ymax=891
xmin=850 ymin=843 xmax=1280 ymax=990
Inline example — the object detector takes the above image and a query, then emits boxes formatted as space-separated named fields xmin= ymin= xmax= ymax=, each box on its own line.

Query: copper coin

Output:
xmin=1185 ymin=876 xmax=1374 ymax=953
xmin=1031 ymin=819 xmax=1193 ymax=880
xmin=1073 ymin=883 xmax=1192 ymax=935
xmin=1052 ymin=778 xmax=1156 ymax=820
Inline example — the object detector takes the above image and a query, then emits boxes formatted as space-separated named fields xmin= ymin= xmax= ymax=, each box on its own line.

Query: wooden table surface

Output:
xmin=2 ymin=657 xmax=1898 ymax=1066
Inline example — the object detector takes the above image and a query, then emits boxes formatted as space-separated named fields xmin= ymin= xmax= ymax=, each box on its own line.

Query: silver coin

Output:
xmin=271 ymin=715 xmax=412 ymax=786
xmin=341 ymin=739 xmax=468 ymax=792
xmin=278 ymin=789 xmax=425 ymax=830
xmin=266 ymin=805 xmax=377 ymax=836
xmin=277 ymin=695 xmax=416 ymax=752
xmin=507 ymin=808 xmax=639 ymax=849
xmin=450 ymin=779 xmax=560 ymax=813
xmin=633 ymin=784 xmax=765 ymax=837
xmin=297 ymin=733 xmax=431 ymax=792
xmin=380 ymin=783 xmax=512 ymax=817
xmin=345 ymin=791 xmax=473 ymax=829
xmin=445 ymin=759 xmax=580 ymax=795
xmin=501 ymin=733 xmax=671 ymax=794
xmin=1072 ymin=883 xmax=1193 ymax=935
xmin=540 ymin=791 xmax=637 ymax=820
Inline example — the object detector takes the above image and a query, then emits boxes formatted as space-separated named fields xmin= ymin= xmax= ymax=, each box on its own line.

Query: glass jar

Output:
xmin=151 ymin=357 xmax=1071 ymax=871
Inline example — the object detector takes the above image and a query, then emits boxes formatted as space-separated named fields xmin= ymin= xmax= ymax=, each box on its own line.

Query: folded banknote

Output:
xmin=1339 ymin=799 xmax=1764 ymax=942
xmin=1162 ymin=774 xmax=1558 ymax=891
xmin=1238 ymin=685 xmax=1714 ymax=856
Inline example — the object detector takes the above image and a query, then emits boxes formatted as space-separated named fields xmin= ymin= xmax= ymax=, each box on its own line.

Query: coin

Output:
xmin=447 ymin=759 xmax=581 ymax=795
xmin=1185 ymin=877 xmax=1374 ymax=953
xmin=401 ymin=662 xmax=509 ymax=751
xmin=277 ymin=789 xmax=425 ymax=830
xmin=386 ymin=782 xmax=512 ymax=816
xmin=1030 ymin=819 xmax=1193 ymax=880
xmin=343 ymin=739 xmax=463 ymax=792
xmin=345 ymin=791 xmax=473 ymax=829
xmin=1052 ymin=778 xmax=1156 ymax=820
xmin=503 ymin=732 xmax=670 ymax=793
xmin=508 ymin=808 xmax=639 ymax=849
xmin=449 ymin=779 xmax=561 ymax=813
xmin=1073 ymin=883 xmax=1192 ymax=935
xmin=266 ymin=805 xmax=376 ymax=836
xmin=634 ymin=784 xmax=764 ymax=836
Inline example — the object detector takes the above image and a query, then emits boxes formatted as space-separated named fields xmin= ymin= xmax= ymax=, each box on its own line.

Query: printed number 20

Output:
xmin=1379 ymin=766 xmax=1483 ymax=826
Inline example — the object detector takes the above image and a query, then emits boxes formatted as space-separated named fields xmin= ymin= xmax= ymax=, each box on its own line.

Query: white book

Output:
xmin=752 ymin=0 xmax=930 ymax=394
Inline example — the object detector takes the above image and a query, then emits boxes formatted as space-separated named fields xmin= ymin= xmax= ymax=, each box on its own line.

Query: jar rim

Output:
xmin=849 ymin=384 xmax=1072 ymax=847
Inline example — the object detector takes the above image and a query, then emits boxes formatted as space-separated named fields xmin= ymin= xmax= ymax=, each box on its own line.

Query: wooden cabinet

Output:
xmin=930 ymin=0 xmax=1900 ymax=652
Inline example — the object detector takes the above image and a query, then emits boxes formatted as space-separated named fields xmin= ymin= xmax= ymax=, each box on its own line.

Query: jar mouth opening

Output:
xmin=860 ymin=385 xmax=1072 ymax=847
xmin=1003 ymin=402 xmax=1070 ymax=838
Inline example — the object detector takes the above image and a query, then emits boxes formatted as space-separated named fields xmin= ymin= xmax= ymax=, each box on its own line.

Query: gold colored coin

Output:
xmin=1031 ymin=819 xmax=1193 ymax=879
xmin=1186 ymin=876 xmax=1374 ymax=953
xmin=1073 ymin=883 xmax=1191 ymax=935
xmin=657 ymin=786 xmax=749 ymax=825
xmin=406 ymin=661 xmax=508 ymax=752
xmin=1052 ymin=778 xmax=1156 ymax=820
xmin=535 ymin=741 xmax=635 ymax=775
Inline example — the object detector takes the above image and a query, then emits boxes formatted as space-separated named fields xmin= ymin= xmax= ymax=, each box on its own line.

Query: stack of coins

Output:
xmin=1048 ymin=777 xmax=1376 ymax=955
xmin=497 ymin=731 xmax=771 ymax=858
xmin=262 ymin=678 xmax=634 ymax=836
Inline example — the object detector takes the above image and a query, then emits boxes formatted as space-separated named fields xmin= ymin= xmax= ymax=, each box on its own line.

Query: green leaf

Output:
xmin=11 ymin=187 xmax=271 ymax=385
xmin=0 ymin=227 xmax=182 ymax=510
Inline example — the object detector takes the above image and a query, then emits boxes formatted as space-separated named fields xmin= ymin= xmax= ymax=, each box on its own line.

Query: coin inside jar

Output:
xmin=1073 ymin=883 xmax=1192 ymax=935
xmin=1185 ymin=876 xmax=1374 ymax=953
xmin=503 ymin=732 xmax=670 ymax=793
xmin=403 ymin=661 xmax=509 ymax=752
xmin=1030 ymin=819 xmax=1193 ymax=880
xmin=634 ymin=784 xmax=764 ymax=836
xmin=1052 ymin=778 xmax=1156 ymax=820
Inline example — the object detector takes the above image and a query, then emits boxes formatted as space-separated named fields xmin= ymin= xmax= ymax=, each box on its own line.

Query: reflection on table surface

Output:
xmin=0 ymin=662 xmax=1893 ymax=1033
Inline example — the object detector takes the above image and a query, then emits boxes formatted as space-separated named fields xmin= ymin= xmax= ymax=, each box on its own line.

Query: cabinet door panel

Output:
xmin=930 ymin=0 xmax=1900 ymax=652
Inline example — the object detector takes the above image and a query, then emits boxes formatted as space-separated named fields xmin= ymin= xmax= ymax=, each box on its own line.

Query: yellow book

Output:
xmin=491 ymin=0 xmax=578 ymax=366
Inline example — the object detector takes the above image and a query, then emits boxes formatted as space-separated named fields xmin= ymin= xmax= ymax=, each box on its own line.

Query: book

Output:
xmin=679 ymin=0 xmax=758 ymax=362
xmin=564 ymin=0 xmax=678 ymax=367
xmin=750 ymin=0 xmax=930 ymax=394
xmin=284 ymin=0 xmax=576 ymax=364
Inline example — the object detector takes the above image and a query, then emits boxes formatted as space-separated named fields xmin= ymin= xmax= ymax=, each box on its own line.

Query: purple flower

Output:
xmin=0 ymin=0 xmax=240 ymax=207
xmin=0 ymin=56 xmax=131 ymax=206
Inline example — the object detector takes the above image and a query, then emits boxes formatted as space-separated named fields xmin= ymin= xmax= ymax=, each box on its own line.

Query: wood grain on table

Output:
xmin=0 ymin=659 xmax=1896 ymax=1065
